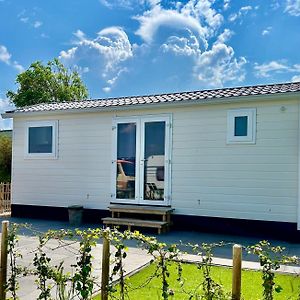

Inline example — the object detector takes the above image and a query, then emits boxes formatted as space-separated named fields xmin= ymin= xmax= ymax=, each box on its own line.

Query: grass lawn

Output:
xmin=94 ymin=262 xmax=300 ymax=299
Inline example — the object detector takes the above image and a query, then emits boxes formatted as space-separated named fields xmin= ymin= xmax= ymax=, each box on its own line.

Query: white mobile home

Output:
xmin=3 ymin=82 xmax=300 ymax=237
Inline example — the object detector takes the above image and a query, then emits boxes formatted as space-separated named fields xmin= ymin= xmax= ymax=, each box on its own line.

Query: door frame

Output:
xmin=111 ymin=114 xmax=172 ymax=206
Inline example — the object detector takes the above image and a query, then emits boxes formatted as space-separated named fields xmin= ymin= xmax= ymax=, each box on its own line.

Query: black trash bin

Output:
xmin=68 ymin=205 xmax=83 ymax=226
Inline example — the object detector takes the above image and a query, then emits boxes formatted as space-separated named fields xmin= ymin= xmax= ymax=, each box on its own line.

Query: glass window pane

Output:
xmin=28 ymin=126 xmax=53 ymax=153
xmin=144 ymin=121 xmax=165 ymax=201
xmin=234 ymin=116 xmax=248 ymax=136
xmin=116 ymin=123 xmax=136 ymax=199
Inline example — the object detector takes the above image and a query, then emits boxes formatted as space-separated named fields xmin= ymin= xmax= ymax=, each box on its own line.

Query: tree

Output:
xmin=7 ymin=58 xmax=88 ymax=107
xmin=0 ymin=135 xmax=12 ymax=181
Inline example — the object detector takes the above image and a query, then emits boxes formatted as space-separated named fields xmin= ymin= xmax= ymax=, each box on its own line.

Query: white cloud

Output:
xmin=216 ymin=28 xmax=233 ymax=44
xmin=99 ymin=0 xmax=158 ymax=9
xmin=223 ymin=0 xmax=230 ymax=10
xmin=0 ymin=98 xmax=12 ymax=112
xmin=285 ymin=0 xmax=300 ymax=16
xmin=85 ymin=0 xmax=245 ymax=91
xmin=18 ymin=9 xmax=43 ymax=29
xmin=82 ymin=67 xmax=89 ymax=73
xmin=161 ymin=27 xmax=245 ymax=87
xmin=0 ymin=98 xmax=13 ymax=130
xmin=73 ymin=29 xmax=85 ymax=40
xmin=0 ymin=45 xmax=24 ymax=72
xmin=133 ymin=1 xmax=245 ymax=88
xmin=134 ymin=4 xmax=209 ymax=45
xmin=0 ymin=45 xmax=11 ymax=64
xmin=271 ymin=1 xmax=280 ymax=10
xmin=187 ymin=0 xmax=223 ymax=30
xmin=33 ymin=21 xmax=43 ymax=28
xmin=102 ymin=86 xmax=111 ymax=93
xmin=240 ymin=6 xmax=252 ymax=12
xmin=40 ymin=33 xmax=49 ymax=39
xmin=254 ymin=61 xmax=290 ymax=77
xmin=134 ymin=0 xmax=225 ymax=45
xmin=254 ymin=60 xmax=300 ymax=78
xmin=229 ymin=5 xmax=253 ymax=22
xmin=262 ymin=26 xmax=272 ymax=36
xmin=60 ymin=26 xmax=133 ymax=93
xmin=292 ymin=75 xmax=300 ymax=82
xmin=12 ymin=62 xmax=24 ymax=72
xmin=195 ymin=42 xmax=247 ymax=87
xmin=228 ymin=13 xmax=238 ymax=22
xmin=293 ymin=64 xmax=300 ymax=72
xmin=100 ymin=0 xmax=130 ymax=9
xmin=161 ymin=30 xmax=201 ymax=56
xmin=20 ymin=17 xmax=29 ymax=23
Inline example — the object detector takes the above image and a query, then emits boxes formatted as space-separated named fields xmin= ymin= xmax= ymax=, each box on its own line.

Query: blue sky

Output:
xmin=0 ymin=0 xmax=300 ymax=129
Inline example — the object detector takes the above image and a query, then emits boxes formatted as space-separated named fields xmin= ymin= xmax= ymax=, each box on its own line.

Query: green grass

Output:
xmin=94 ymin=262 xmax=300 ymax=300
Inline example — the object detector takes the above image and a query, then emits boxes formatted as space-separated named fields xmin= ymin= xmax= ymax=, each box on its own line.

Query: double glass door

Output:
xmin=112 ymin=115 xmax=171 ymax=205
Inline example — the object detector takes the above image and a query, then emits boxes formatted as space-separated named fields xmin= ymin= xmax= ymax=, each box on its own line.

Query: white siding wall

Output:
xmin=12 ymin=113 xmax=113 ymax=209
xmin=12 ymin=97 xmax=299 ymax=223
xmin=170 ymin=100 xmax=299 ymax=223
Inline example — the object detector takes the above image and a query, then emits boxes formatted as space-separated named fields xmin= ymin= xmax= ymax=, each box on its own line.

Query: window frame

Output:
xmin=25 ymin=120 xmax=58 ymax=159
xmin=111 ymin=114 xmax=172 ymax=206
xmin=227 ymin=108 xmax=256 ymax=144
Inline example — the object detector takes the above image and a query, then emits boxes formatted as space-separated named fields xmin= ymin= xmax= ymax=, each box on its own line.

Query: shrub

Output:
xmin=0 ymin=135 xmax=12 ymax=181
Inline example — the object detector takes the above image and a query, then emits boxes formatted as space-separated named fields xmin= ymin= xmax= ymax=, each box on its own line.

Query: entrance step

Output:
xmin=102 ymin=217 xmax=168 ymax=234
xmin=102 ymin=204 xmax=174 ymax=234
xmin=109 ymin=204 xmax=174 ymax=221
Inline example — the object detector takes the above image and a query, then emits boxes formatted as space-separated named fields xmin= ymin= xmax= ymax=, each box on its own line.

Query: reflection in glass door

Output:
xmin=143 ymin=121 xmax=165 ymax=201
xmin=116 ymin=122 xmax=136 ymax=200
xmin=113 ymin=115 xmax=171 ymax=206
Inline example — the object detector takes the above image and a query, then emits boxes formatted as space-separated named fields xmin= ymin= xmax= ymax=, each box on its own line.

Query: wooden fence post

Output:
xmin=0 ymin=220 xmax=9 ymax=300
xmin=232 ymin=244 xmax=242 ymax=300
xmin=101 ymin=232 xmax=110 ymax=300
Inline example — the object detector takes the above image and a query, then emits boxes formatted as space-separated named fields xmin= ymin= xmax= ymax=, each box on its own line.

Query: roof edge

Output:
xmin=3 ymin=90 xmax=300 ymax=119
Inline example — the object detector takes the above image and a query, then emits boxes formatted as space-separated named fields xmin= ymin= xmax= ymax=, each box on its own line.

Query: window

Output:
xmin=25 ymin=121 xmax=58 ymax=158
xmin=227 ymin=108 xmax=256 ymax=144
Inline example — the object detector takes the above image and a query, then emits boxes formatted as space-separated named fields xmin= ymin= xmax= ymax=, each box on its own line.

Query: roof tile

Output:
xmin=12 ymin=81 xmax=300 ymax=114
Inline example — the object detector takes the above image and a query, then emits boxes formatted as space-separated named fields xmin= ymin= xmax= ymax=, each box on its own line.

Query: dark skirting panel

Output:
xmin=11 ymin=204 xmax=110 ymax=224
xmin=172 ymin=214 xmax=300 ymax=241
xmin=11 ymin=204 xmax=300 ymax=241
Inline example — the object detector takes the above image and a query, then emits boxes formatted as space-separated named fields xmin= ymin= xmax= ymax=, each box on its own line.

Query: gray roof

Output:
xmin=8 ymin=81 xmax=300 ymax=114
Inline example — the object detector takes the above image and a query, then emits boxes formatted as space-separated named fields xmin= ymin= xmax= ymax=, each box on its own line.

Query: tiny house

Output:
xmin=3 ymin=82 xmax=300 ymax=237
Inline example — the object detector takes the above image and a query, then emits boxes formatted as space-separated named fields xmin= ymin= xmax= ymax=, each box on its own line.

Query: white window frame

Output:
xmin=111 ymin=117 xmax=140 ymax=205
xmin=25 ymin=120 xmax=58 ymax=159
xmin=111 ymin=114 xmax=172 ymax=206
xmin=140 ymin=115 xmax=172 ymax=206
xmin=227 ymin=108 xmax=256 ymax=144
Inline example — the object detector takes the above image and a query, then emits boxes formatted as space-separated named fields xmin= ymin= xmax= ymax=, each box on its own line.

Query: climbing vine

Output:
xmin=3 ymin=223 xmax=300 ymax=300
xmin=248 ymin=240 xmax=298 ymax=300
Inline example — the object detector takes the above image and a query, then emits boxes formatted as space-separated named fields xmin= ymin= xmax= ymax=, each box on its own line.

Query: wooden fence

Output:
xmin=0 ymin=183 xmax=11 ymax=215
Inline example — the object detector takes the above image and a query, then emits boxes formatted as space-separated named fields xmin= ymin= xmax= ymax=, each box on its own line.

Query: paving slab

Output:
xmin=5 ymin=235 xmax=151 ymax=300
xmin=181 ymin=254 xmax=300 ymax=275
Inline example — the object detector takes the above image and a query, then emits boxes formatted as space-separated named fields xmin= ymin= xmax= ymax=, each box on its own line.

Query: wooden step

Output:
xmin=102 ymin=217 xmax=168 ymax=234
xmin=109 ymin=204 xmax=174 ymax=215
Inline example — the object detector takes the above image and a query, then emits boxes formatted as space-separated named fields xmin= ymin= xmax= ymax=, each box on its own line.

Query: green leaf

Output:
xmin=7 ymin=58 xmax=88 ymax=107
